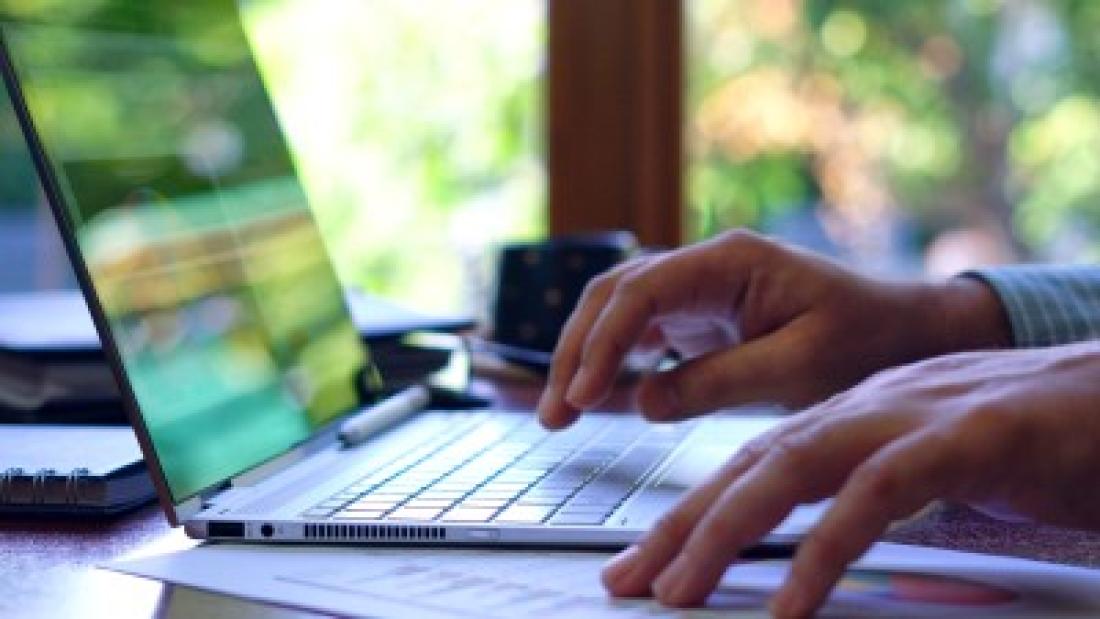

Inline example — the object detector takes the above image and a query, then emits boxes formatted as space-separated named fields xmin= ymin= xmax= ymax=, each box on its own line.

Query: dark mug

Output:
xmin=491 ymin=231 xmax=638 ymax=370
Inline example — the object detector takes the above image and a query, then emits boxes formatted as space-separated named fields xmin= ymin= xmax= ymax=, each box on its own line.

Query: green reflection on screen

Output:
xmin=0 ymin=0 xmax=375 ymax=502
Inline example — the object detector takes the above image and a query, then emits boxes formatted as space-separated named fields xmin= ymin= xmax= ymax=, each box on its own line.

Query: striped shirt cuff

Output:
xmin=965 ymin=266 xmax=1100 ymax=348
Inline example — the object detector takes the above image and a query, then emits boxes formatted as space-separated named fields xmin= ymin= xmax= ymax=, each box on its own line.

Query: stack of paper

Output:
xmin=108 ymin=542 xmax=1100 ymax=618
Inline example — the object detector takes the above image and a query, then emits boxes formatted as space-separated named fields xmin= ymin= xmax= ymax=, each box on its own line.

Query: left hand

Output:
xmin=601 ymin=340 xmax=1100 ymax=617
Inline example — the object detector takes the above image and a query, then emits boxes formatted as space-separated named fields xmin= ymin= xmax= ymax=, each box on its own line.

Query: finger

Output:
xmin=602 ymin=426 xmax=787 ymax=597
xmin=650 ymin=409 xmax=907 ymax=607
xmin=634 ymin=324 xmax=812 ymax=422
xmin=771 ymin=429 xmax=967 ymax=618
xmin=538 ymin=257 xmax=652 ymax=429
xmin=566 ymin=242 xmax=756 ymax=410
xmin=635 ymin=322 xmax=670 ymax=356
xmin=603 ymin=412 xmax=823 ymax=597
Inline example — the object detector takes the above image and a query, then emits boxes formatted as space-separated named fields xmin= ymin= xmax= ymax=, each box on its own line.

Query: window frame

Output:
xmin=547 ymin=0 xmax=684 ymax=248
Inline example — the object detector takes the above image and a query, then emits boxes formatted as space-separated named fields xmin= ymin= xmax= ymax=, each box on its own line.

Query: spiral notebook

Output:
xmin=0 ymin=425 xmax=155 ymax=516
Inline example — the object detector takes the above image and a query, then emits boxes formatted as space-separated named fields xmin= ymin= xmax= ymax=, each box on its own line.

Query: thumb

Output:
xmin=635 ymin=328 xmax=811 ymax=421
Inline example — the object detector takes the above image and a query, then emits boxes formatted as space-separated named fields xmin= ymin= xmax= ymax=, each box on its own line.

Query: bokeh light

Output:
xmin=690 ymin=0 xmax=1100 ymax=273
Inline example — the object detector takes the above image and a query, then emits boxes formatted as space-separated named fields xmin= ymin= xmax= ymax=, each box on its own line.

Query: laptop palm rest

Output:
xmin=619 ymin=438 xmax=826 ymax=541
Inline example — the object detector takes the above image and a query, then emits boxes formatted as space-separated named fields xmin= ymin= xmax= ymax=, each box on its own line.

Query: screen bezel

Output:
xmin=0 ymin=18 xmax=373 ymax=525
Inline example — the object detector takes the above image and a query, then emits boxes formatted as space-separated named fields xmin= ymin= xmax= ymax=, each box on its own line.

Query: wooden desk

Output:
xmin=4 ymin=380 xmax=1100 ymax=619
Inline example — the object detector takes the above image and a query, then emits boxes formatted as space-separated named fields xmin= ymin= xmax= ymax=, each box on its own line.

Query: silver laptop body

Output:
xmin=186 ymin=410 xmax=819 ymax=547
xmin=0 ymin=1 xmax=819 ymax=549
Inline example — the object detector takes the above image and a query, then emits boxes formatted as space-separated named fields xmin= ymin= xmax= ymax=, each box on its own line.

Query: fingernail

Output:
xmin=536 ymin=387 xmax=557 ymax=416
xmin=652 ymin=564 xmax=690 ymax=606
xmin=565 ymin=367 xmax=594 ymax=408
xmin=602 ymin=546 xmax=641 ymax=586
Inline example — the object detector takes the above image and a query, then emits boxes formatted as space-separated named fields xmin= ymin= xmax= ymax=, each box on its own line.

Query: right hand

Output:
xmin=537 ymin=230 xmax=1012 ymax=429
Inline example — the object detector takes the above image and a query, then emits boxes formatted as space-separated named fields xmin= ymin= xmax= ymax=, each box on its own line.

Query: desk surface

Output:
xmin=4 ymin=381 xmax=1100 ymax=619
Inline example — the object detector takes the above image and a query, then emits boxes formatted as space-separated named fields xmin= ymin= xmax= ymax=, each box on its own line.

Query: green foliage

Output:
xmin=691 ymin=0 xmax=1100 ymax=263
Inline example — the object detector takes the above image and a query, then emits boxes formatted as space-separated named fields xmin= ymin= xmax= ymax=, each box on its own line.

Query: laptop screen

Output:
xmin=0 ymin=1 xmax=379 ymax=503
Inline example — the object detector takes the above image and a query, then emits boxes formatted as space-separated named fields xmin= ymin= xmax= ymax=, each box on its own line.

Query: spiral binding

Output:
xmin=31 ymin=468 xmax=55 ymax=504
xmin=0 ymin=467 xmax=21 ymax=503
xmin=66 ymin=468 xmax=91 ymax=505
xmin=0 ymin=466 xmax=89 ymax=504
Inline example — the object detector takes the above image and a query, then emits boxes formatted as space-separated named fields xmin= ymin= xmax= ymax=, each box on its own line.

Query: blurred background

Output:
xmin=689 ymin=0 xmax=1100 ymax=277
xmin=2 ymin=0 xmax=1098 ymax=314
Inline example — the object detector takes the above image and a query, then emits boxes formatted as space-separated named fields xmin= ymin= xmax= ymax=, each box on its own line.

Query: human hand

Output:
xmin=537 ymin=230 xmax=1011 ymax=429
xmin=600 ymin=341 xmax=1100 ymax=616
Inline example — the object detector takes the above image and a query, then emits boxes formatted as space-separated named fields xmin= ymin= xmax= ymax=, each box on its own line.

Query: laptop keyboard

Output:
xmin=302 ymin=414 xmax=692 ymax=526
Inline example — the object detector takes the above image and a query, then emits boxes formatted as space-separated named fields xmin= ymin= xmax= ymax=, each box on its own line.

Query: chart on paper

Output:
xmin=276 ymin=551 xmax=761 ymax=618
xmin=275 ymin=545 xmax=1100 ymax=618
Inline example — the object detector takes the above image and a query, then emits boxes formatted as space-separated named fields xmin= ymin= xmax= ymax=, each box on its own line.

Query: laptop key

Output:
xmin=459 ymin=498 xmax=509 ymax=509
xmin=513 ymin=496 xmax=563 ymax=507
xmin=387 ymin=507 xmax=444 ymax=521
xmin=467 ymin=490 xmax=517 ymax=500
xmin=548 ymin=512 xmax=609 ymax=526
xmin=419 ymin=490 xmax=467 ymax=500
xmin=525 ymin=486 xmax=574 ymax=498
xmin=361 ymin=492 xmax=412 ymax=501
xmin=429 ymin=482 xmax=475 ymax=492
xmin=348 ymin=499 xmax=401 ymax=511
xmin=559 ymin=496 xmax=620 ymax=510
xmin=375 ymin=485 xmax=423 ymax=495
xmin=440 ymin=507 xmax=499 ymax=523
xmin=497 ymin=468 xmax=546 ymax=477
xmin=571 ymin=485 xmax=631 ymax=503
xmin=533 ymin=479 xmax=586 ymax=491
xmin=404 ymin=498 xmax=456 ymax=509
xmin=493 ymin=505 xmax=554 ymax=524
xmin=480 ymin=482 xmax=529 ymax=492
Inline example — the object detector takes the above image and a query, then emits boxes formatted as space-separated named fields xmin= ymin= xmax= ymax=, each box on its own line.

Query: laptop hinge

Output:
xmin=230 ymin=447 xmax=309 ymax=488
xmin=176 ymin=412 xmax=351 ymax=523
xmin=226 ymin=417 xmax=345 ymax=490
xmin=176 ymin=496 xmax=206 ymax=522
xmin=200 ymin=485 xmax=256 ymax=512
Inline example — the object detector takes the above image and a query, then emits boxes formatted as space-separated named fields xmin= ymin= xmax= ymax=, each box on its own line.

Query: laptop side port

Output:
xmin=207 ymin=521 xmax=246 ymax=538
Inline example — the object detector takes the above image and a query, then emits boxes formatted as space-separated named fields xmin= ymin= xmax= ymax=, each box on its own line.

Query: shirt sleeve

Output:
xmin=965 ymin=265 xmax=1100 ymax=348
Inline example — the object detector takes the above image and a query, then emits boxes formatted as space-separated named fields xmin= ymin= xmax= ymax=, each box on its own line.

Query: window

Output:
xmin=2 ymin=1 xmax=546 ymax=308
xmin=241 ymin=0 xmax=546 ymax=314
xmin=689 ymin=0 xmax=1100 ymax=275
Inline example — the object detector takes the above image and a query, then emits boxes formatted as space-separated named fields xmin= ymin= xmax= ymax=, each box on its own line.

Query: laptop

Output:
xmin=0 ymin=1 xmax=822 ymax=548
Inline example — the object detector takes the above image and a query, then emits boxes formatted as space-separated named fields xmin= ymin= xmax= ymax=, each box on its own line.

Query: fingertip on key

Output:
xmin=635 ymin=377 xmax=681 ymax=422
xmin=769 ymin=584 xmax=810 ymax=619
xmin=536 ymin=389 xmax=577 ymax=430
xmin=651 ymin=566 xmax=690 ymax=607
xmin=601 ymin=545 xmax=642 ymax=593
xmin=538 ymin=411 xmax=569 ymax=431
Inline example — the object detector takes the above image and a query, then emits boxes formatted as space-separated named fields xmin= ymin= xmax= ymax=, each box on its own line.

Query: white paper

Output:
xmin=106 ymin=542 xmax=1100 ymax=618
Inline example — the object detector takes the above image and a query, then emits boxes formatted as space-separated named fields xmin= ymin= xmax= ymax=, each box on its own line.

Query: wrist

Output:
xmin=880 ymin=277 xmax=1012 ymax=364
xmin=924 ymin=276 xmax=1014 ymax=354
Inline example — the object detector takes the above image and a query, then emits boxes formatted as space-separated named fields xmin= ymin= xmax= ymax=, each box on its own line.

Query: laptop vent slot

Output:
xmin=304 ymin=523 xmax=447 ymax=541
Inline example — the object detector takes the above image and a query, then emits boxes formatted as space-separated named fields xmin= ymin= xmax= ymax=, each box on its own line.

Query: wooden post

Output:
xmin=547 ymin=0 xmax=684 ymax=248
